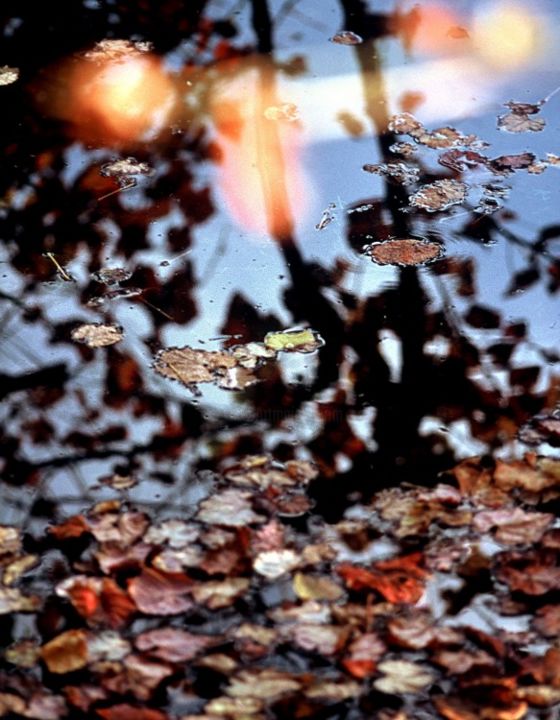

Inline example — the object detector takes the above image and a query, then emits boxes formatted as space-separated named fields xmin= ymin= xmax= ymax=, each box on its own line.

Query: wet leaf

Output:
xmin=154 ymin=346 xmax=237 ymax=385
xmin=366 ymin=238 xmax=443 ymax=266
xmin=264 ymin=328 xmax=324 ymax=353
xmin=135 ymin=628 xmax=213 ymax=662
xmin=191 ymin=578 xmax=250 ymax=609
xmin=253 ymin=549 xmax=300 ymax=578
xmin=88 ymin=632 xmax=131 ymax=662
xmin=227 ymin=669 xmax=302 ymax=699
xmin=128 ymin=568 xmax=192 ymax=615
xmin=432 ymin=648 xmax=496 ymax=674
xmin=4 ymin=640 xmax=41 ymax=668
xmin=362 ymin=162 xmax=420 ymax=185
xmin=342 ymin=632 xmax=387 ymax=678
xmin=96 ymin=704 xmax=168 ymax=720
xmin=84 ymin=39 xmax=153 ymax=62
xmin=0 ymin=586 xmax=41 ymax=614
xmin=473 ymin=508 xmax=553 ymax=545
xmin=374 ymin=660 xmax=434 ymax=694
xmin=100 ymin=158 xmax=152 ymax=185
xmin=439 ymin=149 xmax=488 ymax=171
xmin=92 ymin=268 xmax=133 ymax=285
xmin=490 ymin=152 xmax=536 ymax=173
xmin=197 ymin=489 xmax=265 ymax=526
xmin=305 ymin=679 xmax=361 ymax=701
xmin=337 ymin=553 xmax=428 ymax=603
xmin=387 ymin=613 xmax=435 ymax=649
xmin=48 ymin=515 xmax=90 ymax=540
xmin=0 ymin=65 xmax=19 ymax=86
xmin=533 ymin=604 xmax=560 ymax=637
xmin=389 ymin=141 xmax=417 ymax=157
xmin=0 ymin=525 xmax=22 ymax=556
xmin=292 ymin=572 xmax=344 ymax=601
xmin=329 ymin=31 xmax=363 ymax=45
xmin=25 ymin=693 xmax=68 ymax=720
xmin=409 ymin=179 xmax=467 ymax=212
xmin=498 ymin=112 xmax=545 ymax=133
xmin=41 ymin=630 xmax=89 ymax=673
xmin=433 ymin=696 xmax=528 ymax=720
xmin=3 ymin=554 xmax=39 ymax=585
xmin=71 ymin=323 xmax=124 ymax=347
xmin=287 ymin=623 xmax=347 ymax=655
xmin=205 ymin=696 xmax=264 ymax=715
xmin=388 ymin=112 xmax=423 ymax=134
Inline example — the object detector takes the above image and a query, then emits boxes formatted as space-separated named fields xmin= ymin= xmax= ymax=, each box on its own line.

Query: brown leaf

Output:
xmin=473 ymin=508 xmax=553 ymax=545
xmin=409 ymin=179 xmax=467 ymax=212
xmin=374 ymin=660 xmax=433 ymax=694
xmin=0 ymin=526 xmax=22 ymax=556
xmin=533 ymin=604 xmax=560 ymax=637
xmin=490 ymin=152 xmax=536 ymax=173
xmin=96 ymin=705 xmax=169 ymax=720
xmin=41 ymin=630 xmax=89 ymax=674
xmin=191 ymin=578 xmax=250 ymax=609
xmin=71 ymin=323 xmax=124 ymax=347
xmin=387 ymin=613 xmax=435 ymax=649
xmin=285 ymin=623 xmax=347 ymax=655
xmin=432 ymin=648 xmax=496 ymax=674
xmin=128 ymin=569 xmax=193 ymax=615
xmin=0 ymin=586 xmax=42 ymax=614
xmin=366 ymin=238 xmax=443 ymax=266
xmin=329 ymin=31 xmax=363 ymax=45
xmin=227 ymin=668 xmax=302 ymax=699
xmin=134 ymin=628 xmax=213 ymax=663
xmin=197 ymin=489 xmax=265 ymax=526
xmin=292 ymin=572 xmax=344 ymax=601
xmin=342 ymin=632 xmax=387 ymax=677
xmin=48 ymin=515 xmax=90 ymax=540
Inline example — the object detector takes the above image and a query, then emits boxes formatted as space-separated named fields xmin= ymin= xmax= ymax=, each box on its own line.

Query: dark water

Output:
xmin=1 ymin=0 xmax=560 ymax=530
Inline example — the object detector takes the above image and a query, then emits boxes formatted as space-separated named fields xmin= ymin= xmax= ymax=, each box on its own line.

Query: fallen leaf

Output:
xmin=374 ymin=659 xmax=433 ymax=694
xmin=41 ymin=630 xmax=89 ymax=674
xmin=533 ymin=604 xmax=560 ymax=637
xmin=292 ymin=572 xmax=344 ymax=601
xmin=100 ymin=157 xmax=152 ymax=178
xmin=96 ymin=704 xmax=168 ymax=720
xmin=432 ymin=648 xmax=496 ymax=674
xmin=227 ymin=668 xmax=302 ymax=699
xmin=342 ymin=632 xmax=387 ymax=678
xmin=4 ymin=640 xmax=41 ymax=668
xmin=498 ymin=113 xmax=545 ymax=133
xmin=305 ymin=679 xmax=361 ymax=700
xmin=84 ymin=39 xmax=153 ymax=62
xmin=154 ymin=346 xmax=237 ymax=386
xmin=191 ymin=578 xmax=250 ymax=609
xmin=286 ymin=623 xmax=347 ymax=655
xmin=366 ymin=238 xmax=443 ymax=266
xmin=490 ymin=152 xmax=536 ymax=173
xmin=0 ymin=586 xmax=41 ymax=614
xmin=253 ymin=549 xmax=300 ymax=579
xmin=473 ymin=508 xmax=553 ymax=545
xmin=387 ymin=613 xmax=435 ymax=649
xmin=134 ymin=628 xmax=213 ymax=662
xmin=2 ymin=554 xmax=39 ymax=585
xmin=264 ymin=328 xmax=324 ymax=353
xmin=92 ymin=267 xmax=133 ymax=285
xmin=128 ymin=568 xmax=193 ymax=615
xmin=329 ymin=30 xmax=363 ymax=45
xmin=205 ymin=696 xmax=264 ymax=715
xmin=409 ymin=179 xmax=467 ymax=212
xmin=362 ymin=162 xmax=420 ymax=185
xmin=197 ymin=489 xmax=265 ymax=526
xmin=0 ymin=65 xmax=19 ymax=86
xmin=0 ymin=525 xmax=22 ymax=556
xmin=71 ymin=323 xmax=124 ymax=348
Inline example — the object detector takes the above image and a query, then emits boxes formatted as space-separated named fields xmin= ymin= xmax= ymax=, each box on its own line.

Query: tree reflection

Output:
xmin=0 ymin=0 xmax=559 ymax=526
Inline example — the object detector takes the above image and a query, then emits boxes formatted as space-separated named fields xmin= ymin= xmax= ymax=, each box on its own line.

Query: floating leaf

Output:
xmin=154 ymin=346 xmax=259 ymax=390
xmin=473 ymin=508 xmax=553 ymax=545
xmin=84 ymin=39 xmax=153 ymax=63
xmin=191 ymin=578 xmax=250 ymax=609
xmin=374 ymin=660 xmax=434 ymax=694
xmin=342 ymin=632 xmax=387 ymax=678
xmin=409 ymin=179 xmax=467 ymax=212
xmin=363 ymin=161 xmax=419 ymax=185
xmin=490 ymin=152 xmax=536 ymax=173
xmin=92 ymin=268 xmax=133 ymax=285
xmin=0 ymin=65 xmax=19 ymax=86
xmin=263 ymin=103 xmax=299 ymax=121
xmin=388 ymin=112 xmax=423 ymax=134
xmin=329 ymin=31 xmax=363 ymax=45
xmin=498 ymin=112 xmax=545 ymax=133
xmin=205 ymin=696 xmax=264 ymax=715
xmin=127 ymin=568 xmax=192 ymax=615
xmin=197 ymin=489 xmax=265 ymax=526
xmin=389 ymin=141 xmax=417 ymax=157
xmin=264 ymin=328 xmax=324 ymax=353
xmin=71 ymin=323 xmax=124 ymax=348
xmin=0 ymin=587 xmax=41 ymax=614
xmin=100 ymin=157 xmax=152 ymax=178
xmin=292 ymin=572 xmax=344 ymax=601
xmin=227 ymin=669 xmax=302 ymax=699
xmin=366 ymin=238 xmax=443 ymax=266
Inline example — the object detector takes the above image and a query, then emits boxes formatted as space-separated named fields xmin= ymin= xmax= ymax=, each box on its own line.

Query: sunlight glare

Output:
xmin=472 ymin=3 xmax=541 ymax=69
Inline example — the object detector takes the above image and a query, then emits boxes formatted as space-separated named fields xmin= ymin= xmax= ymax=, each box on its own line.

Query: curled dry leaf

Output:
xmin=264 ymin=328 xmax=324 ymax=353
xmin=0 ymin=65 xmax=19 ymax=85
xmin=374 ymin=660 xmax=434 ymax=694
xmin=197 ymin=488 xmax=265 ymax=526
xmin=71 ymin=323 xmax=124 ymax=348
xmin=330 ymin=30 xmax=363 ymax=45
xmin=366 ymin=238 xmax=444 ymax=267
xmin=409 ymin=179 xmax=467 ymax=212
